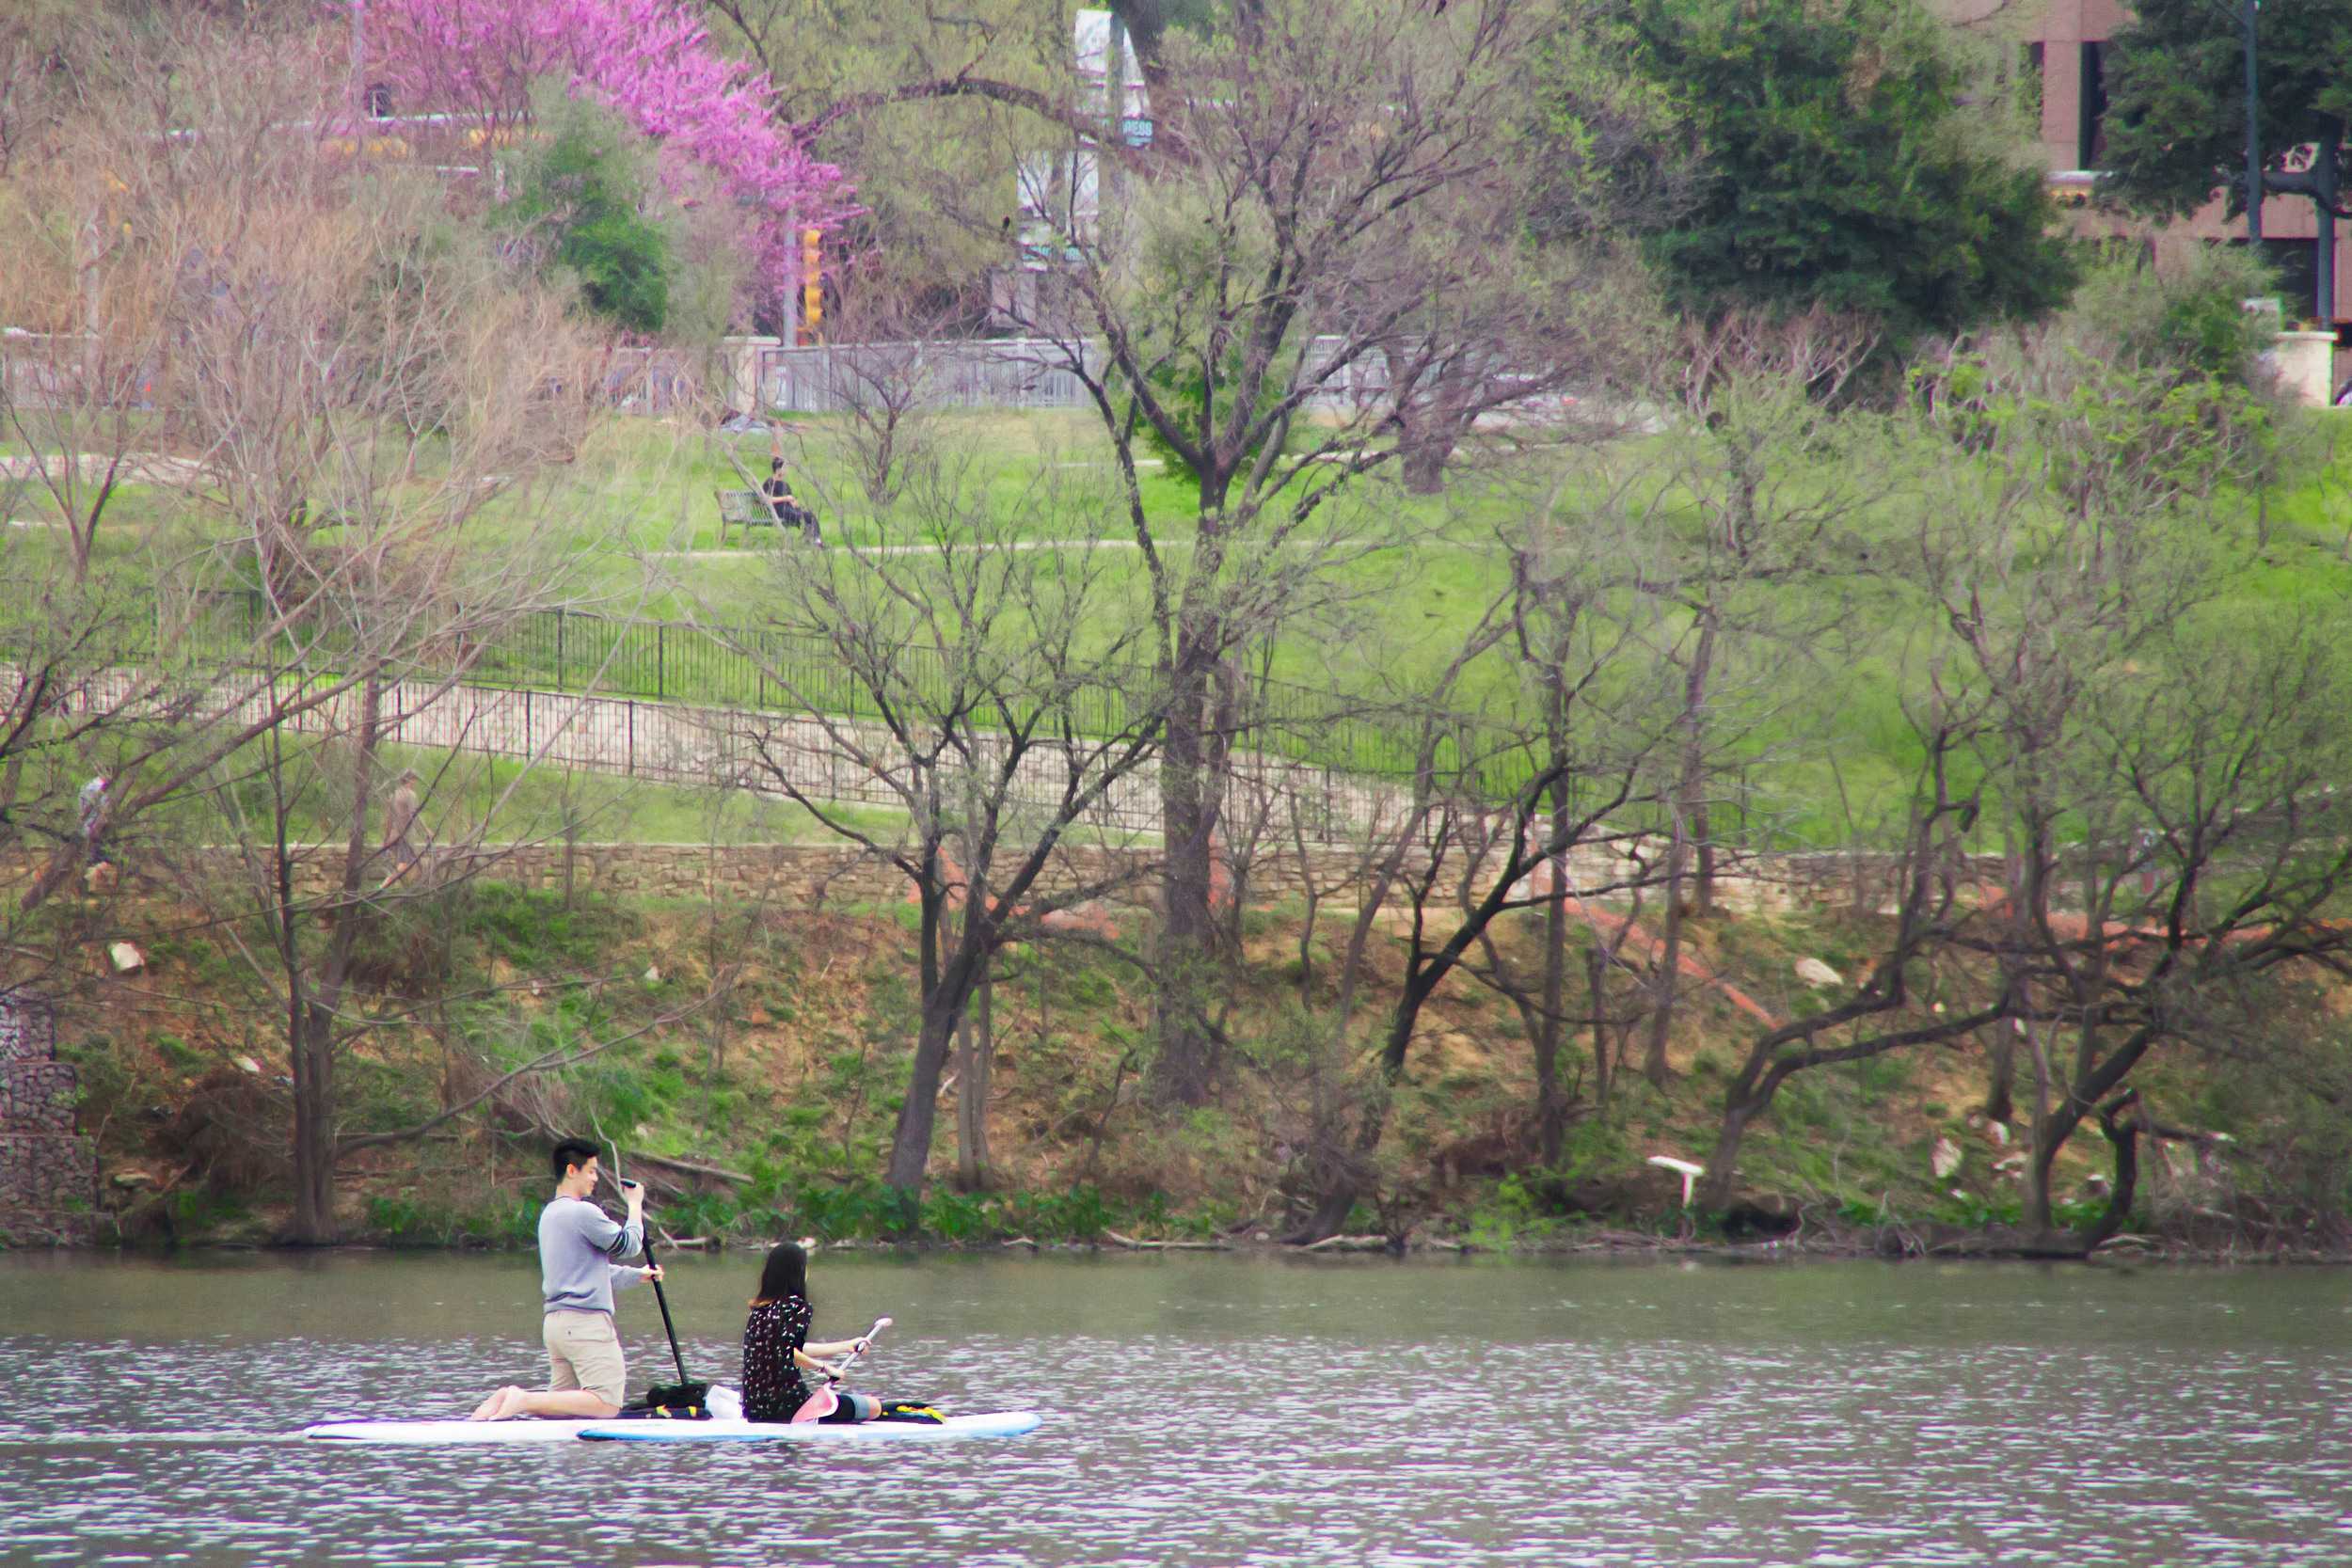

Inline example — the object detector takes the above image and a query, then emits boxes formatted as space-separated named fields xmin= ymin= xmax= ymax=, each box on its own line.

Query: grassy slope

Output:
xmin=16 ymin=407 xmax=2352 ymax=853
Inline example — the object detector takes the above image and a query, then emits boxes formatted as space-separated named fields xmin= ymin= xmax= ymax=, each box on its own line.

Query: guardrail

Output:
xmin=755 ymin=335 xmax=1389 ymax=416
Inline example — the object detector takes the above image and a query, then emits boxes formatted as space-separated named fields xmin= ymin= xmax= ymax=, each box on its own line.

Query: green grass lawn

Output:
xmin=17 ymin=401 xmax=2352 ymax=852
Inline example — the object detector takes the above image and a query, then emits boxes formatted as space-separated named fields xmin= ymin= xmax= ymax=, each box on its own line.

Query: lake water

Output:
xmin=2 ymin=1250 xmax=2346 ymax=1566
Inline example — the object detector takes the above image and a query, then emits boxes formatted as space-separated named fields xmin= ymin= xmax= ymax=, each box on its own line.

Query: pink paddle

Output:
xmin=790 ymin=1316 xmax=892 ymax=1424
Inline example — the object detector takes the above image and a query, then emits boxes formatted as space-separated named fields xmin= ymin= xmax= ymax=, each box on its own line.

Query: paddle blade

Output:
xmin=790 ymin=1385 xmax=837 ymax=1425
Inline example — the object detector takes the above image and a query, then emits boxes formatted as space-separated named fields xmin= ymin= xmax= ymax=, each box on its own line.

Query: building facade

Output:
xmin=2026 ymin=0 xmax=2347 ymax=328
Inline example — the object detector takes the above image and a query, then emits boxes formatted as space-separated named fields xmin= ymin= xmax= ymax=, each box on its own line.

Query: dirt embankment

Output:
xmin=18 ymin=878 xmax=2336 ymax=1256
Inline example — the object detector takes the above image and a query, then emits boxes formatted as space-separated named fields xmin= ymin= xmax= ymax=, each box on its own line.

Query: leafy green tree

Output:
xmin=1629 ymin=0 xmax=2075 ymax=342
xmin=496 ymin=91 xmax=675 ymax=334
xmin=2103 ymin=0 xmax=2352 ymax=313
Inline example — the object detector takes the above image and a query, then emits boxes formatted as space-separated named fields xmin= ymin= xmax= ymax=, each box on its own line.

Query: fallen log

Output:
xmin=1295 ymin=1233 xmax=1391 ymax=1253
xmin=631 ymin=1149 xmax=754 ymax=1185
xmin=1104 ymin=1228 xmax=1232 ymax=1252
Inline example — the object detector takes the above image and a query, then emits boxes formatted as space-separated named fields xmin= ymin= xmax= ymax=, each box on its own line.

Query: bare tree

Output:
xmin=1620 ymin=312 xmax=1883 ymax=1088
xmin=1725 ymin=319 xmax=2352 ymax=1251
xmin=789 ymin=280 xmax=978 ymax=506
xmin=1694 ymin=719 xmax=2007 ymax=1211
xmin=1975 ymin=619 xmax=2352 ymax=1251
xmin=942 ymin=0 xmax=1655 ymax=1105
xmin=0 ymin=18 xmax=184 ymax=587
xmin=66 ymin=24 xmax=643 ymax=1243
xmin=688 ymin=450 xmax=1174 ymax=1213
xmin=1285 ymin=506 xmax=1686 ymax=1242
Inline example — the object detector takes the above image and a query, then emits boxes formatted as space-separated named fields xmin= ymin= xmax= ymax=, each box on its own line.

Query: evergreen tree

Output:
xmin=2102 ymin=0 xmax=2352 ymax=314
xmin=496 ymin=95 xmax=674 ymax=334
xmin=1629 ymin=0 xmax=2074 ymax=342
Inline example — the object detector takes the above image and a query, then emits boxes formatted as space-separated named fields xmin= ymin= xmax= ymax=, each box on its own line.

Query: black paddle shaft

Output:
xmin=638 ymin=1228 xmax=690 ymax=1387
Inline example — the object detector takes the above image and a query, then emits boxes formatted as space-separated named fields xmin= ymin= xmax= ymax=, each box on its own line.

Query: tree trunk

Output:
xmin=1642 ymin=609 xmax=1716 ymax=1086
xmin=955 ymin=960 xmax=994 ymax=1193
xmin=1152 ymin=649 xmax=1220 ymax=1105
xmin=1400 ymin=436 xmax=1452 ymax=495
xmin=2079 ymin=1094 xmax=2141 ymax=1254
xmin=1292 ymin=947 xmax=1452 ymax=1242
xmin=1640 ymin=849 xmax=1686 ymax=1088
xmin=1696 ymin=1099 xmax=1757 ymax=1212
xmin=1534 ymin=799 xmax=1569 ymax=1165
xmin=2026 ymin=1117 xmax=2068 ymax=1243
xmin=884 ymin=994 xmax=961 ymax=1204
xmin=2021 ymin=1017 xmax=2058 ymax=1239
xmin=1692 ymin=800 xmax=1715 ymax=917
xmin=1980 ymin=1024 xmax=2015 ymax=1124
xmin=887 ymin=850 xmax=989 ymax=1210
xmin=1586 ymin=945 xmax=1613 ymax=1111
xmin=288 ymin=1000 xmax=337 ymax=1243
xmin=285 ymin=675 xmax=384 ymax=1245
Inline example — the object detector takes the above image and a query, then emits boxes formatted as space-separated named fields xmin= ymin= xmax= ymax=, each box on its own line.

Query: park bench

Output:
xmin=715 ymin=485 xmax=821 ymax=546
xmin=714 ymin=487 xmax=775 ymax=546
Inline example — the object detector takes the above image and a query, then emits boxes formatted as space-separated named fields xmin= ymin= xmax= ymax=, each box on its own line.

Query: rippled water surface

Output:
xmin=4 ymin=1251 xmax=2349 ymax=1565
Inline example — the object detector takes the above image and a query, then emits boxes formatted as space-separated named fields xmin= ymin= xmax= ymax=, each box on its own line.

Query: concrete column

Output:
xmin=2269 ymin=330 xmax=2337 ymax=405
xmin=720 ymin=335 xmax=779 ymax=414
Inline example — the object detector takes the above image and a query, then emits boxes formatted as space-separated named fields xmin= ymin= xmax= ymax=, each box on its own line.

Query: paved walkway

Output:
xmin=0 ymin=452 xmax=209 ymax=486
xmin=646 ymin=537 xmax=1151 ymax=562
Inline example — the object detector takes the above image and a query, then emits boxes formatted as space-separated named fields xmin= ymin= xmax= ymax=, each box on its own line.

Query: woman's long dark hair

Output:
xmin=751 ymin=1241 xmax=808 ymax=1307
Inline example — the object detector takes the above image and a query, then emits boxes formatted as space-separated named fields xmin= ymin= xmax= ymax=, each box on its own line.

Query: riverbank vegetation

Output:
xmin=8 ymin=1 xmax=2352 ymax=1259
xmin=40 ymin=864 xmax=2352 ymax=1257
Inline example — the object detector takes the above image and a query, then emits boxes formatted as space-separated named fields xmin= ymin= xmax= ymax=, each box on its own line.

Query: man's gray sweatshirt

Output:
xmin=538 ymin=1196 xmax=646 ymax=1316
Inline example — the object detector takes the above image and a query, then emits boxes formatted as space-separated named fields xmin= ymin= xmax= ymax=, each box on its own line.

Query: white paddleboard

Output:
xmin=303 ymin=1418 xmax=594 ymax=1445
xmin=579 ymin=1411 xmax=1042 ymax=1443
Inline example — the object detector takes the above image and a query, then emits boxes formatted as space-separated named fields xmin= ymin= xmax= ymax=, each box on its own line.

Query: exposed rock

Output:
xmin=232 ymin=1055 xmax=262 ymax=1076
xmin=1716 ymin=1190 xmax=1802 ymax=1240
xmin=1039 ymin=900 xmax=1121 ymax=941
xmin=1794 ymin=957 xmax=1843 ymax=988
xmin=1931 ymin=1135 xmax=1963 ymax=1179
xmin=108 ymin=942 xmax=145 ymax=974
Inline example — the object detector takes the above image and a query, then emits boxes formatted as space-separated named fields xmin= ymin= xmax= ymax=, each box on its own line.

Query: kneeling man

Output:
xmin=469 ymin=1139 xmax=660 ymax=1420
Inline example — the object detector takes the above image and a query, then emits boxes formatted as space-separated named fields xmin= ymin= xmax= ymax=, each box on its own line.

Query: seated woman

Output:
xmin=740 ymin=1241 xmax=880 ymax=1423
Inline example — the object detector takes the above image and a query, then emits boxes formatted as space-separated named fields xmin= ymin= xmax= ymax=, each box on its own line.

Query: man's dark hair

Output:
xmin=551 ymin=1138 xmax=600 ymax=1180
xmin=770 ymin=457 xmax=785 ymax=474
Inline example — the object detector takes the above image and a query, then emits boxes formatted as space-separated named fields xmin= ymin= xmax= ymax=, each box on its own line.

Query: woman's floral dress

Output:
xmin=741 ymin=1294 xmax=814 ymax=1422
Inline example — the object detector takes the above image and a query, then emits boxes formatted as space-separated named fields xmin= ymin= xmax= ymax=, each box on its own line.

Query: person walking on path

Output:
xmin=468 ymin=1140 xmax=662 ymax=1420
xmin=78 ymin=775 xmax=109 ymax=860
xmin=77 ymin=775 xmax=114 ymax=893
xmin=380 ymin=770 xmax=421 ymax=885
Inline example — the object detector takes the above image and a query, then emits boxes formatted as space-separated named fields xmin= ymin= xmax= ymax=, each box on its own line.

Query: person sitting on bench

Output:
xmin=760 ymin=460 xmax=823 ymax=546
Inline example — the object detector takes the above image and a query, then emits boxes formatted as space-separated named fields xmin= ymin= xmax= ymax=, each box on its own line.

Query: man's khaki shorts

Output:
xmin=544 ymin=1309 xmax=627 ymax=1406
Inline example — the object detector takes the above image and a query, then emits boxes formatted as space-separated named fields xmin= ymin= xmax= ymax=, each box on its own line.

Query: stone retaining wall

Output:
xmin=4 ymin=839 xmax=1991 ymax=917
xmin=0 ymin=1062 xmax=77 ymax=1133
xmin=0 ymin=990 xmax=93 ymax=1243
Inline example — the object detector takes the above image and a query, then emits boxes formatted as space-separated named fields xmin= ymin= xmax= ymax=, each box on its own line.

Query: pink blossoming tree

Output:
xmin=365 ymin=0 xmax=852 ymax=288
